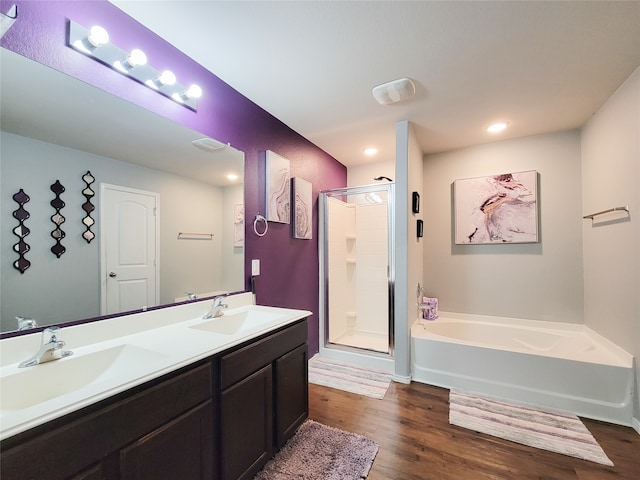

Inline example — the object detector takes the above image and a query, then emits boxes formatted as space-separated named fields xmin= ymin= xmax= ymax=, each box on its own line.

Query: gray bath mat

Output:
xmin=253 ymin=420 xmax=378 ymax=479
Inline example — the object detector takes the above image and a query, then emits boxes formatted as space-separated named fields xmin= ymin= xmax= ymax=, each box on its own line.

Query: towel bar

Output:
xmin=177 ymin=232 xmax=214 ymax=240
xmin=583 ymin=206 xmax=629 ymax=221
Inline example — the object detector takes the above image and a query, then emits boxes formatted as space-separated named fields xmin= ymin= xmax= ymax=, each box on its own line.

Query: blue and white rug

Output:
xmin=449 ymin=390 xmax=613 ymax=466
xmin=308 ymin=356 xmax=392 ymax=399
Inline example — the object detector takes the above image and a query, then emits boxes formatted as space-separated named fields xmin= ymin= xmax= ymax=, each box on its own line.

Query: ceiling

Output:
xmin=110 ymin=0 xmax=640 ymax=167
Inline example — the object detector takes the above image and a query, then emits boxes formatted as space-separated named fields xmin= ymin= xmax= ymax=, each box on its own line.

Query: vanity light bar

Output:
xmin=67 ymin=21 xmax=202 ymax=111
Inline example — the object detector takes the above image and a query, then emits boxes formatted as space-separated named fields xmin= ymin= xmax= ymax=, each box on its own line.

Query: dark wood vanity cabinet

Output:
xmin=0 ymin=318 xmax=308 ymax=480
xmin=218 ymin=319 xmax=309 ymax=480
xmin=0 ymin=362 xmax=213 ymax=480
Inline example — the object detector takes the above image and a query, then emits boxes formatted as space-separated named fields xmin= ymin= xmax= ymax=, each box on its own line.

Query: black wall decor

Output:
xmin=417 ymin=219 xmax=424 ymax=238
xmin=12 ymin=189 xmax=31 ymax=274
xmin=50 ymin=180 xmax=66 ymax=258
xmin=81 ymin=171 xmax=96 ymax=243
xmin=412 ymin=191 xmax=420 ymax=214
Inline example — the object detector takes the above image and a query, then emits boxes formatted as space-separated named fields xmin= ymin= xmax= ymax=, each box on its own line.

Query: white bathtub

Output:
xmin=411 ymin=312 xmax=634 ymax=426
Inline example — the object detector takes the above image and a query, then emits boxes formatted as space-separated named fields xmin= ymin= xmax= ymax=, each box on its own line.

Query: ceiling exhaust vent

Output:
xmin=372 ymin=77 xmax=416 ymax=105
xmin=192 ymin=137 xmax=226 ymax=152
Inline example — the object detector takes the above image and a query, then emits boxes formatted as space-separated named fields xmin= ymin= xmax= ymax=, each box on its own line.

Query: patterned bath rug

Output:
xmin=253 ymin=420 xmax=378 ymax=480
xmin=449 ymin=390 xmax=613 ymax=466
xmin=308 ymin=355 xmax=392 ymax=399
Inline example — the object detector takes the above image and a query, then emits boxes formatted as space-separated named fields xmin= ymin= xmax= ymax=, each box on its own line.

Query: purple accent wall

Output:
xmin=1 ymin=0 xmax=347 ymax=353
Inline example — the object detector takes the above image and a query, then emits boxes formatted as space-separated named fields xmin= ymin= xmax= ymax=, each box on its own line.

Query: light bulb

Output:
xmin=114 ymin=48 xmax=148 ymax=73
xmin=87 ymin=26 xmax=109 ymax=47
xmin=158 ymin=70 xmax=176 ymax=86
xmin=185 ymin=84 xmax=202 ymax=99
xmin=127 ymin=49 xmax=147 ymax=67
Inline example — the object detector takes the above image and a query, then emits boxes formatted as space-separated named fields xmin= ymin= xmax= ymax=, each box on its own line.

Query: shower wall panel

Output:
xmin=354 ymin=203 xmax=389 ymax=336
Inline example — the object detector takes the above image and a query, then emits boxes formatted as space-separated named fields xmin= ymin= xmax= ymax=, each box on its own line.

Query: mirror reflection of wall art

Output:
xmin=81 ymin=171 xmax=96 ymax=243
xmin=234 ymin=203 xmax=244 ymax=247
xmin=454 ymin=170 xmax=538 ymax=244
xmin=50 ymin=180 xmax=66 ymax=257
xmin=12 ymin=189 xmax=31 ymax=274
xmin=265 ymin=150 xmax=290 ymax=224
xmin=293 ymin=177 xmax=312 ymax=239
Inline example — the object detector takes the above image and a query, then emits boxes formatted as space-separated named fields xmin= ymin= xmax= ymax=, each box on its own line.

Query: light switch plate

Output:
xmin=252 ymin=259 xmax=260 ymax=276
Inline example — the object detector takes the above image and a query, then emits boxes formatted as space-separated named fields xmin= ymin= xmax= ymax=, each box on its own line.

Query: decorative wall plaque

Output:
xmin=12 ymin=189 xmax=31 ymax=274
xmin=50 ymin=180 xmax=66 ymax=257
xmin=81 ymin=171 xmax=96 ymax=243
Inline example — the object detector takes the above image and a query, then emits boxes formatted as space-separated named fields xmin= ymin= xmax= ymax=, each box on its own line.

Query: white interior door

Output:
xmin=101 ymin=184 xmax=159 ymax=315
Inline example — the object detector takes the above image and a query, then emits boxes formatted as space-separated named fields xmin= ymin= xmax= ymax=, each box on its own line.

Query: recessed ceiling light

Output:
xmin=364 ymin=147 xmax=378 ymax=156
xmin=226 ymin=173 xmax=239 ymax=181
xmin=486 ymin=121 xmax=510 ymax=133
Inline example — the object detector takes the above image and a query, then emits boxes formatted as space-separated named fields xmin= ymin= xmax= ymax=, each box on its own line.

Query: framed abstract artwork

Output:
xmin=265 ymin=150 xmax=290 ymax=224
xmin=454 ymin=170 xmax=538 ymax=244
xmin=293 ymin=177 xmax=312 ymax=239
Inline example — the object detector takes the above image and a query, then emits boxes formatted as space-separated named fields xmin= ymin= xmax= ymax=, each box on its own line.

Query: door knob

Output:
xmin=109 ymin=272 xmax=117 ymax=278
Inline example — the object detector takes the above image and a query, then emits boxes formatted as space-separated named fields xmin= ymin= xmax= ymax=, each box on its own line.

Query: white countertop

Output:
xmin=0 ymin=293 xmax=311 ymax=441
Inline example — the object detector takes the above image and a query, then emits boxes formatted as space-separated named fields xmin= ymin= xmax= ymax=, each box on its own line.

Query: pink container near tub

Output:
xmin=411 ymin=312 xmax=634 ymax=426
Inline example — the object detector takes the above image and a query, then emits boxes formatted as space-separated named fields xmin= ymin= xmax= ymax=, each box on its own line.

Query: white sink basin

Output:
xmin=0 ymin=345 xmax=167 ymax=411
xmin=190 ymin=308 xmax=284 ymax=335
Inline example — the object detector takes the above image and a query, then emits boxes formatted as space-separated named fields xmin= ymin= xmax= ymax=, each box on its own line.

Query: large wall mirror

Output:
xmin=0 ymin=49 xmax=245 ymax=334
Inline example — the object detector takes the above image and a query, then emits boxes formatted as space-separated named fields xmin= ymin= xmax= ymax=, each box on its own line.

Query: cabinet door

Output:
xmin=120 ymin=401 xmax=213 ymax=480
xmin=68 ymin=463 xmax=106 ymax=480
xmin=221 ymin=365 xmax=273 ymax=480
xmin=274 ymin=343 xmax=308 ymax=448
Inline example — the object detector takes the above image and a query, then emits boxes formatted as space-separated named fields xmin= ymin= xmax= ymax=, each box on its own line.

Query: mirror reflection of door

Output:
xmin=101 ymin=184 xmax=159 ymax=314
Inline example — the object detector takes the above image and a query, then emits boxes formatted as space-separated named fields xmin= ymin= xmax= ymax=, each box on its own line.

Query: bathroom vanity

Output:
xmin=0 ymin=295 xmax=310 ymax=480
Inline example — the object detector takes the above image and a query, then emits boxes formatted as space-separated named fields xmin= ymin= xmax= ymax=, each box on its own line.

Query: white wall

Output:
xmin=347 ymin=159 xmax=395 ymax=187
xmin=1 ymin=132 xmax=237 ymax=331
xmin=581 ymin=67 xmax=640 ymax=424
xmin=395 ymin=121 xmax=424 ymax=381
xmin=422 ymin=130 xmax=584 ymax=323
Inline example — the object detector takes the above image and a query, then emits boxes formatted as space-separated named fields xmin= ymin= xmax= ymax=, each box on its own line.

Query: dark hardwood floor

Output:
xmin=309 ymin=381 xmax=640 ymax=479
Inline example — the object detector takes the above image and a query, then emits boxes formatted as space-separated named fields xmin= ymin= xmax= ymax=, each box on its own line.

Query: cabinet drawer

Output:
xmin=220 ymin=320 xmax=307 ymax=390
xmin=1 ymin=362 xmax=212 ymax=480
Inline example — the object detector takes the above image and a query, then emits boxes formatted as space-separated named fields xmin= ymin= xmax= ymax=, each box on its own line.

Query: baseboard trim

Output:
xmin=632 ymin=416 xmax=640 ymax=435
xmin=392 ymin=373 xmax=411 ymax=384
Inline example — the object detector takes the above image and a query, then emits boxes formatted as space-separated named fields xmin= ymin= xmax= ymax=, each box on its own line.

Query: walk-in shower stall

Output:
xmin=319 ymin=183 xmax=395 ymax=371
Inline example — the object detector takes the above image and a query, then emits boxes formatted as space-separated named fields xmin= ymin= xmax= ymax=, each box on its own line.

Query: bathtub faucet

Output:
xmin=416 ymin=283 xmax=430 ymax=315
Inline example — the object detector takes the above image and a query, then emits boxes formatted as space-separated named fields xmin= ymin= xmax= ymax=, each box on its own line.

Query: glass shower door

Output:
xmin=320 ymin=183 xmax=394 ymax=356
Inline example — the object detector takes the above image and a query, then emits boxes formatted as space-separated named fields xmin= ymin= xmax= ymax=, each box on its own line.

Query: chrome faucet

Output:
xmin=19 ymin=326 xmax=73 ymax=368
xmin=16 ymin=316 xmax=38 ymax=330
xmin=203 ymin=296 xmax=228 ymax=319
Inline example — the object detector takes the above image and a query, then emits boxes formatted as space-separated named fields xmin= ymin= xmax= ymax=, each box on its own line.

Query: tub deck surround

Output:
xmin=411 ymin=312 xmax=634 ymax=427
xmin=0 ymin=292 xmax=311 ymax=440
